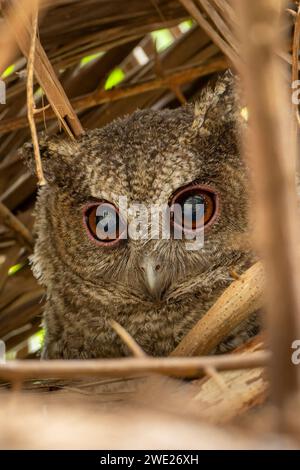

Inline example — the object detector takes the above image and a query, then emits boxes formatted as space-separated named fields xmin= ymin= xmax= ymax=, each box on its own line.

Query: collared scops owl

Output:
xmin=22 ymin=71 xmax=259 ymax=359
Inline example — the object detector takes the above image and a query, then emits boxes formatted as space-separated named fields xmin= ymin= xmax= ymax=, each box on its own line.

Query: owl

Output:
xmin=22 ymin=71 xmax=259 ymax=359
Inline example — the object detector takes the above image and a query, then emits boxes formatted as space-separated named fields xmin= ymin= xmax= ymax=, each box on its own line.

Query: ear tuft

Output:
xmin=19 ymin=133 xmax=81 ymax=184
xmin=20 ymin=141 xmax=35 ymax=174
xmin=192 ymin=69 xmax=239 ymax=133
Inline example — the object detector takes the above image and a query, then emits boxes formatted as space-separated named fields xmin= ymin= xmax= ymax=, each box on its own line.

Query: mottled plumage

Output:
xmin=22 ymin=71 xmax=258 ymax=359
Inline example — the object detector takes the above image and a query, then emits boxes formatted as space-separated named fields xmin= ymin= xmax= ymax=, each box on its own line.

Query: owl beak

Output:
xmin=140 ymin=257 xmax=165 ymax=300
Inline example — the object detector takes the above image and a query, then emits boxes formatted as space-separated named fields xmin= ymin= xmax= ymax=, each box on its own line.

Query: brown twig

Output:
xmin=0 ymin=202 xmax=34 ymax=251
xmin=179 ymin=0 xmax=239 ymax=68
xmin=0 ymin=245 xmax=21 ymax=294
xmin=203 ymin=366 xmax=228 ymax=391
xmin=33 ymin=103 xmax=51 ymax=114
xmin=197 ymin=0 xmax=237 ymax=53
xmin=0 ymin=58 xmax=228 ymax=134
xmin=172 ymin=262 xmax=264 ymax=357
xmin=26 ymin=1 xmax=45 ymax=186
xmin=211 ymin=0 xmax=237 ymax=27
xmin=0 ymin=351 xmax=269 ymax=381
xmin=0 ymin=292 xmax=44 ymax=339
xmin=236 ymin=0 xmax=300 ymax=431
xmin=110 ymin=320 xmax=147 ymax=358
xmin=170 ymin=84 xmax=187 ymax=104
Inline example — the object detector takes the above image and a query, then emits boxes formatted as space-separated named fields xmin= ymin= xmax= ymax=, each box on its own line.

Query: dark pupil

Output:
xmin=96 ymin=206 xmax=118 ymax=240
xmin=182 ymin=194 xmax=205 ymax=226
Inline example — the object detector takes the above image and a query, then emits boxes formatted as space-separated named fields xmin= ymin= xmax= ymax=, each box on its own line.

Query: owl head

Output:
xmin=22 ymin=71 xmax=250 ymax=306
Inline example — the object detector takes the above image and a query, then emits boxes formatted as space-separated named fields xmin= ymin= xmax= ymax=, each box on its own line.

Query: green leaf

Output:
xmin=179 ymin=19 xmax=194 ymax=33
xmin=80 ymin=52 xmax=104 ymax=67
xmin=104 ymin=68 xmax=125 ymax=90
xmin=8 ymin=263 xmax=24 ymax=276
xmin=29 ymin=329 xmax=45 ymax=353
xmin=151 ymin=29 xmax=174 ymax=52
xmin=1 ymin=64 xmax=15 ymax=79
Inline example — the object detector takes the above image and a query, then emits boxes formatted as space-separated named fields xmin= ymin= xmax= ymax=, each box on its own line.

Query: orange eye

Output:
xmin=169 ymin=184 xmax=218 ymax=233
xmin=83 ymin=201 xmax=126 ymax=246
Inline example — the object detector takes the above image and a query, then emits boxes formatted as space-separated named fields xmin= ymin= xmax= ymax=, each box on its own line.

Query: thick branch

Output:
xmin=172 ymin=262 xmax=264 ymax=357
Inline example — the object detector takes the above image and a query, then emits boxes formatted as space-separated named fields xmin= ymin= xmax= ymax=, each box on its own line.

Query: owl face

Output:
xmin=24 ymin=72 xmax=249 ymax=305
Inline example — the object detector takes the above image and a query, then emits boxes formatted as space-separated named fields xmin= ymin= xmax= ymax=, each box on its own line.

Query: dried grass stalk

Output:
xmin=26 ymin=1 xmax=46 ymax=186
xmin=179 ymin=0 xmax=239 ymax=67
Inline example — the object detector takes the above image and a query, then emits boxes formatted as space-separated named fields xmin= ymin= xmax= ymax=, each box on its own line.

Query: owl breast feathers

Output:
xmin=22 ymin=71 xmax=259 ymax=359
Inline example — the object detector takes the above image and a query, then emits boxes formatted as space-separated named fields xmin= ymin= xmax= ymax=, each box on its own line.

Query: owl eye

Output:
xmin=83 ymin=201 xmax=126 ymax=246
xmin=169 ymin=184 xmax=218 ymax=233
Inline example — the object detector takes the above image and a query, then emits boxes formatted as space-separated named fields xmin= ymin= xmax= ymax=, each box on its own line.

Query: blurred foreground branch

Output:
xmin=0 ymin=352 xmax=269 ymax=382
xmin=237 ymin=0 xmax=300 ymax=430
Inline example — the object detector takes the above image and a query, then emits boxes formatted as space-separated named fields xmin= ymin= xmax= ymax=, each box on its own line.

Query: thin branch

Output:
xmin=0 ymin=290 xmax=44 ymax=339
xmin=33 ymin=103 xmax=51 ymax=114
xmin=26 ymin=2 xmax=46 ymax=186
xmin=0 ymin=58 xmax=228 ymax=134
xmin=197 ymin=0 xmax=237 ymax=53
xmin=0 ymin=201 xmax=34 ymax=251
xmin=203 ymin=366 xmax=228 ymax=391
xmin=172 ymin=262 xmax=264 ymax=357
xmin=0 ymin=245 xmax=21 ymax=294
xmin=287 ymin=8 xmax=297 ymax=18
xmin=110 ymin=320 xmax=147 ymax=358
xmin=170 ymin=84 xmax=187 ymax=104
xmin=149 ymin=0 xmax=166 ymax=22
xmin=211 ymin=0 xmax=237 ymax=26
xmin=0 ymin=351 xmax=269 ymax=381
xmin=178 ymin=0 xmax=239 ymax=69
